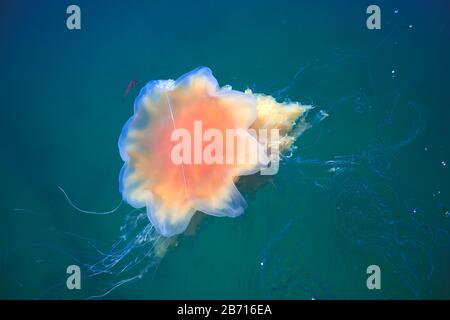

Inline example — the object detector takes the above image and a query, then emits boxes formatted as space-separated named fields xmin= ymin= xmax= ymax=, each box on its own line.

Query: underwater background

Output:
xmin=0 ymin=0 xmax=449 ymax=299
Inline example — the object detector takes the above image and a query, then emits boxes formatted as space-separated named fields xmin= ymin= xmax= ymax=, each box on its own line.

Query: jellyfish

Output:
xmin=119 ymin=67 xmax=310 ymax=237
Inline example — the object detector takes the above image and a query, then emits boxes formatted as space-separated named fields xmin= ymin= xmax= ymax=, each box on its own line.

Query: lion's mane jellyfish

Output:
xmin=119 ymin=67 xmax=310 ymax=237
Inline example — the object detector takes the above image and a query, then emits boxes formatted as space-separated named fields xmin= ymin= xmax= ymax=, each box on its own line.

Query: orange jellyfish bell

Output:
xmin=119 ymin=67 xmax=309 ymax=237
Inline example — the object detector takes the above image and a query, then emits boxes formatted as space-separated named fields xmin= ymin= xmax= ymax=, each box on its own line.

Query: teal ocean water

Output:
xmin=1 ymin=0 xmax=449 ymax=299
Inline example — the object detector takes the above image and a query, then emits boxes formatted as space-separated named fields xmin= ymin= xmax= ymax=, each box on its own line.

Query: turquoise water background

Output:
xmin=1 ymin=0 xmax=449 ymax=299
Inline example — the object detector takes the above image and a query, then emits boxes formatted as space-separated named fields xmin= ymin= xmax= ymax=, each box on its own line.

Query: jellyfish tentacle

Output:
xmin=58 ymin=186 xmax=122 ymax=215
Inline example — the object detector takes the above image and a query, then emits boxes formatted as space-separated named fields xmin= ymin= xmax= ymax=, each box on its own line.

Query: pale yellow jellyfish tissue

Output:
xmin=119 ymin=67 xmax=309 ymax=237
